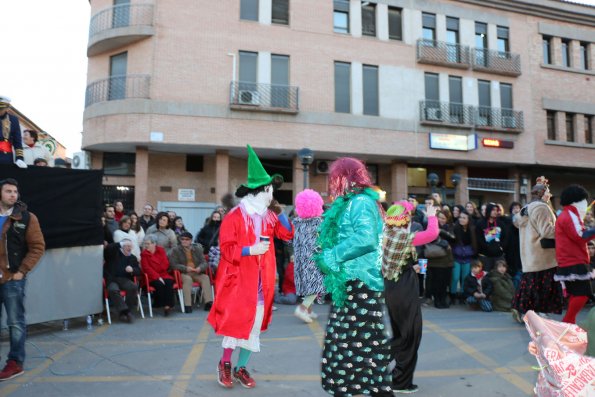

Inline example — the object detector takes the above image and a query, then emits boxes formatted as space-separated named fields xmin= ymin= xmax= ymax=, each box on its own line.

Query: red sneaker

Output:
xmin=233 ymin=366 xmax=256 ymax=388
xmin=217 ymin=360 xmax=233 ymax=388
xmin=0 ymin=360 xmax=24 ymax=381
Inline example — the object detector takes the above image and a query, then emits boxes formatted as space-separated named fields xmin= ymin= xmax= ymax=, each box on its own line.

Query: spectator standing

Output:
xmin=141 ymin=235 xmax=175 ymax=316
xmin=196 ymin=211 xmax=221 ymax=252
xmin=450 ymin=211 xmax=477 ymax=304
xmin=146 ymin=212 xmax=178 ymax=254
xmin=128 ymin=212 xmax=145 ymax=248
xmin=425 ymin=210 xmax=454 ymax=309
xmin=104 ymin=204 xmax=118 ymax=242
xmin=292 ymin=189 xmax=325 ymax=323
xmin=33 ymin=158 xmax=48 ymax=167
xmin=0 ymin=178 xmax=45 ymax=380
xmin=503 ymin=202 xmax=523 ymax=289
xmin=476 ymin=203 xmax=506 ymax=272
xmin=0 ymin=96 xmax=27 ymax=169
xmin=139 ymin=204 xmax=156 ymax=232
xmin=114 ymin=200 xmax=125 ymax=222
xmin=512 ymin=177 xmax=562 ymax=322
xmin=555 ymin=185 xmax=595 ymax=324
xmin=452 ymin=205 xmax=465 ymax=224
xmin=22 ymin=130 xmax=53 ymax=166
xmin=168 ymin=231 xmax=213 ymax=313
xmin=465 ymin=201 xmax=482 ymax=225
xmin=172 ymin=216 xmax=188 ymax=238
xmin=103 ymin=239 xmax=140 ymax=323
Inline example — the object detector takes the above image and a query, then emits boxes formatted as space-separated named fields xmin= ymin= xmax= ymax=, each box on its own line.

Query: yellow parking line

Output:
xmin=167 ymin=320 xmax=211 ymax=397
xmin=306 ymin=319 xmax=325 ymax=348
xmin=425 ymin=320 xmax=534 ymax=395
xmin=1 ymin=325 xmax=109 ymax=396
xmin=34 ymin=375 xmax=176 ymax=383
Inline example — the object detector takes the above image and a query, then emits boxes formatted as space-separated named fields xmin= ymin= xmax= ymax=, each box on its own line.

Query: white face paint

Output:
xmin=572 ymin=199 xmax=588 ymax=219
xmin=255 ymin=185 xmax=273 ymax=207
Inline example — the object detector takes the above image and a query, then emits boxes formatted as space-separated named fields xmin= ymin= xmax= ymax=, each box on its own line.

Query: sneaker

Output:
xmin=0 ymin=360 xmax=24 ymax=381
xmin=307 ymin=309 xmax=318 ymax=319
xmin=294 ymin=306 xmax=313 ymax=323
xmin=233 ymin=366 xmax=256 ymax=388
xmin=217 ymin=360 xmax=233 ymax=388
xmin=394 ymin=384 xmax=419 ymax=394
xmin=272 ymin=305 xmax=278 ymax=311
xmin=511 ymin=309 xmax=523 ymax=324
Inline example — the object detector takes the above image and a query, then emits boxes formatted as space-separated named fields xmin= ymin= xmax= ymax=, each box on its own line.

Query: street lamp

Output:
xmin=297 ymin=148 xmax=314 ymax=189
xmin=450 ymin=173 xmax=462 ymax=188
xmin=427 ymin=172 xmax=439 ymax=194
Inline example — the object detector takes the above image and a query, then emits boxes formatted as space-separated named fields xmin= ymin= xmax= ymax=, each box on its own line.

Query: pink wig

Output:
xmin=295 ymin=189 xmax=324 ymax=218
xmin=328 ymin=157 xmax=372 ymax=198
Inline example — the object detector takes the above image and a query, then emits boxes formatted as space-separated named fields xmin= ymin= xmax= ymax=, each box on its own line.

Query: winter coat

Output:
xmin=556 ymin=205 xmax=595 ymax=268
xmin=195 ymin=222 xmax=221 ymax=252
xmin=103 ymin=242 xmax=141 ymax=283
xmin=207 ymin=207 xmax=294 ymax=339
xmin=140 ymin=246 xmax=173 ymax=283
xmin=513 ymin=200 xmax=557 ymax=273
xmin=488 ymin=270 xmax=514 ymax=311
xmin=463 ymin=271 xmax=493 ymax=298
xmin=168 ymin=243 xmax=207 ymax=274
xmin=425 ymin=226 xmax=454 ymax=269
xmin=145 ymin=225 xmax=178 ymax=253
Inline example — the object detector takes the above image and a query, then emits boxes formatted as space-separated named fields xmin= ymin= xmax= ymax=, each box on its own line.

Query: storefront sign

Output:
xmin=178 ymin=189 xmax=195 ymax=201
xmin=482 ymin=138 xmax=514 ymax=149
xmin=429 ymin=133 xmax=477 ymax=151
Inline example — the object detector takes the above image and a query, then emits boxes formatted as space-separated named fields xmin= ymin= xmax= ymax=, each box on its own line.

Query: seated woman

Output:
xmin=141 ymin=235 xmax=175 ymax=316
xmin=146 ymin=211 xmax=178 ymax=254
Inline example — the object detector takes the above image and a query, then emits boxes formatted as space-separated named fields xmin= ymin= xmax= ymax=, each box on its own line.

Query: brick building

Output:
xmin=83 ymin=0 xmax=595 ymax=231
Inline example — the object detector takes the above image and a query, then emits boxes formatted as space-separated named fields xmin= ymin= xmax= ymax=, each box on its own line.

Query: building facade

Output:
xmin=83 ymin=0 xmax=595 ymax=220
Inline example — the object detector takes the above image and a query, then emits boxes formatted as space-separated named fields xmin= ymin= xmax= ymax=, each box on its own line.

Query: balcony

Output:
xmin=471 ymin=48 xmax=521 ymax=76
xmin=416 ymin=39 xmax=470 ymax=69
xmin=229 ymin=81 xmax=300 ymax=114
xmin=419 ymin=101 xmax=524 ymax=132
xmin=88 ymin=4 xmax=155 ymax=56
xmin=85 ymin=74 xmax=151 ymax=108
xmin=467 ymin=178 xmax=516 ymax=193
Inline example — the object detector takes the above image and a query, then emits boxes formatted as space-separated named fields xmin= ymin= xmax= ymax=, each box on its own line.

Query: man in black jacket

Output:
xmin=104 ymin=239 xmax=141 ymax=323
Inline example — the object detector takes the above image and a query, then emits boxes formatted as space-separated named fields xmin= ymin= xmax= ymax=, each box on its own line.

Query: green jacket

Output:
xmin=488 ymin=270 xmax=514 ymax=311
xmin=579 ymin=306 xmax=595 ymax=357
xmin=320 ymin=192 xmax=384 ymax=295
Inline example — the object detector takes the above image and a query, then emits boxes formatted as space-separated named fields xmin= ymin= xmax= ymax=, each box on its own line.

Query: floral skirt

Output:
xmin=321 ymin=280 xmax=392 ymax=396
xmin=512 ymin=267 xmax=563 ymax=314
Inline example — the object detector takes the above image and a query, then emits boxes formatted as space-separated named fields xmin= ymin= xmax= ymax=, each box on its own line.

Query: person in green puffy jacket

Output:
xmin=489 ymin=259 xmax=515 ymax=312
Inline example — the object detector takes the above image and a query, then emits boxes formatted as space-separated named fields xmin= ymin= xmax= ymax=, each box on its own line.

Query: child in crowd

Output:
xmin=489 ymin=259 xmax=515 ymax=312
xmin=463 ymin=260 xmax=493 ymax=312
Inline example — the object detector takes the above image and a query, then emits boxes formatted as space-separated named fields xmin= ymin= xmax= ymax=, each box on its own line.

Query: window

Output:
xmin=497 ymin=26 xmax=509 ymax=53
xmin=103 ymin=152 xmax=135 ymax=176
xmin=271 ymin=54 xmax=290 ymax=107
xmin=586 ymin=115 xmax=594 ymax=144
xmin=424 ymin=72 xmax=440 ymax=120
xmin=361 ymin=2 xmax=376 ymax=37
xmin=239 ymin=51 xmax=258 ymax=98
xmin=422 ymin=13 xmax=436 ymax=42
xmin=109 ymin=52 xmax=127 ymax=101
xmin=580 ymin=42 xmax=589 ymax=70
xmin=561 ymin=39 xmax=571 ymax=67
xmin=475 ymin=22 xmax=488 ymax=66
xmin=112 ymin=0 xmax=130 ymax=28
xmin=333 ymin=0 xmax=349 ymax=34
xmin=363 ymin=65 xmax=379 ymax=116
xmin=449 ymin=76 xmax=463 ymax=123
xmin=542 ymin=36 xmax=552 ymax=64
xmin=334 ymin=62 xmax=351 ymax=113
xmin=500 ymin=83 xmax=513 ymax=109
xmin=272 ymin=0 xmax=289 ymax=25
xmin=478 ymin=80 xmax=491 ymax=125
xmin=388 ymin=7 xmax=402 ymax=40
xmin=566 ymin=113 xmax=575 ymax=142
xmin=240 ymin=0 xmax=259 ymax=21
xmin=186 ymin=155 xmax=204 ymax=172
xmin=546 ymin=111 xmax=556 ymax=140
xmin=446 ymin=17 xmax=460 ymax=62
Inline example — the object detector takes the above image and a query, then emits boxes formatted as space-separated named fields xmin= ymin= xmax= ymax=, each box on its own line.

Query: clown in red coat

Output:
xmin=207 ymin=145 xmax=293 ymax=389
xmin=554 ymin=185 xmax=595 ymax=324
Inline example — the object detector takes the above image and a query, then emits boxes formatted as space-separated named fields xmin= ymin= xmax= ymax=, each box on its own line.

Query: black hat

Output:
xmin=179 ymin=231 xmax=193 ymax=240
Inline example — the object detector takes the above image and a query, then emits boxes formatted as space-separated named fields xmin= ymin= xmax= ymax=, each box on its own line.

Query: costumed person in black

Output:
xmin=382 ymin=201 xmax=439 ymax=394
xmin=0 ymin=96 xmax=27 ymax=169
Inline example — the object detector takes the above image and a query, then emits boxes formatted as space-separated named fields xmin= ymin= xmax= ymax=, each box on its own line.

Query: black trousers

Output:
xmin=150 ymin=279 xmax=175 ymax=308
xmin=384 ymin=266 xmax=422 ymax=390
xmin=429 ymin=267 xmax=452 ymax=307
xmin=107 ymin=277 xmax=138 ymax=314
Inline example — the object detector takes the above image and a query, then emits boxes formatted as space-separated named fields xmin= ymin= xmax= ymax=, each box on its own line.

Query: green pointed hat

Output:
xmin=242 ymin=145 xmax=283 ymax=189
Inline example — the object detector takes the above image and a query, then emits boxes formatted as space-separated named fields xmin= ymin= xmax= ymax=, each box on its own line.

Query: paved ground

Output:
xmin=1 ymin=300 xmax=586 ymax=397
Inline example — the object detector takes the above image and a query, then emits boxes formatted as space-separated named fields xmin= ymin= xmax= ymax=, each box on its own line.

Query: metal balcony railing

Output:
xmin=467 ymin=178 xmax=516 ymax=193
xmin=471 ymin=48 xmax=521 ymax=76
xmin=419 ymin=101 xmax=524 ymax=131
xmin=89 ymin=4 xmax=154 ymax=39
xmin=416 ymin=39 xmax=470 ymax=68
xmin=229 ymin=81 xmax=299 ymax=113
xmin=475 ymin=107 xmax=524 ymax=130
xmin=85 ymin=74 xmax=151 ymax=107
xmin=419 ymin=101 xmax=475 ymax=125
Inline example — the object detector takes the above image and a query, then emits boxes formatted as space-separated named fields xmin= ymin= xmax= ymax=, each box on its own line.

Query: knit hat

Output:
xmin=241 ymin=145 xmax=283 ymax=189
xmin=386 ymin=201 xmax=414 ymax=227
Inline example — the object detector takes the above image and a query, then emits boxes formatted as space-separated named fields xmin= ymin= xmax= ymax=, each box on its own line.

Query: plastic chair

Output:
xmin=103 ymin=277 xmax=144 ymax=324
xmin=140 ymin=272 xmax=156 ymax=318
xmin=172 ymin=270 xmax=186 ymax=313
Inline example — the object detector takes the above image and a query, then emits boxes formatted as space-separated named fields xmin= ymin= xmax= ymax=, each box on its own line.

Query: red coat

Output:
xmin=207 ymin=207 xmax=294 ymax=339
xmin=555 ymin=206 xmax=595 ymax=268
xmin=141 ymin=246 xmax=174 ymax=282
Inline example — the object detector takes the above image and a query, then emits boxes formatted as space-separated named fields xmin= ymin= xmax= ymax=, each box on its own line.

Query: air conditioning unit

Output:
xmin=72 ymin=151 xmax=90 ymax=170
xmin=315 ymin=160 xmax=330 ymax=174
xmin=502 ymin=116 xmax=516 ymax=129
xmin=238 ymin=90 xmax=260 ymax=105
xmin=426 ymin=108 xmax=442 ymax=121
